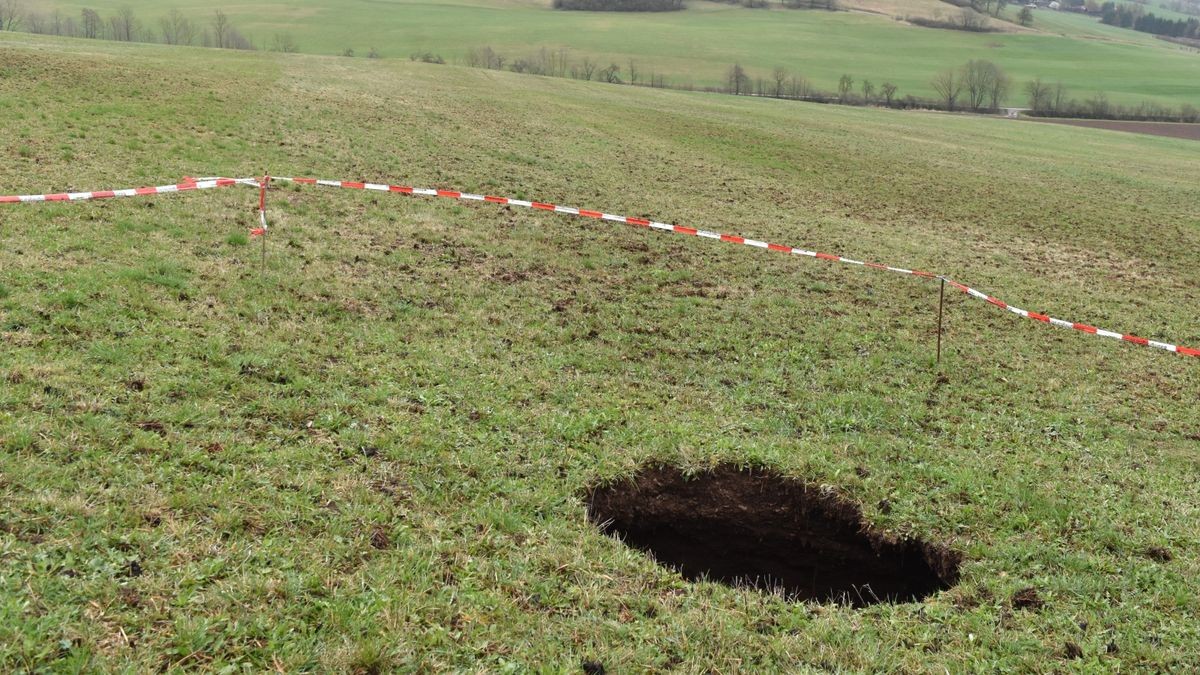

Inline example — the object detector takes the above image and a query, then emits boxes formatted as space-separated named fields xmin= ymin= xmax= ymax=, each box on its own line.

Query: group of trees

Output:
xmin=549 ymin=0 xmax=841 ymax=9
xmin=707 ymin=0 xmax=836 ymax=8
xmin=930 ymin=60 xmax=1011 ymax=111
xmin=1024 ymin=78 xmax=1072 ymax=113
xmin=1163 ymin=0 xmax=1200 ymax=17
xmin=549 ymin=0 xmax=842 ymax=8
xmin=468 ymin=46 xmax=668 ymax=85
xmin=552 ymin=0 xmax=684 ymax=10
xmin=728 ymin=66 xmax=907 ymax=104
xmin=5 ymin=0 xmax=1194 ymax=123
xmin=0 ymin=0 xmax=21 ymax=31
xmin=958 ymin=0 xmax=1011 ymax=17
xmin=912 ymin=0 xmax=1039 ymax=31
xmin=1024 ymin=77 xmax=1200 ymax=121
xmin=781 ymin=0 xmax=839 ymax=8
xmin=727 ymin=64 xmax=808 ymax=96
xmin=909 ymin=8 xmax=998 ymax=32
xmin=1100 ymin=2 xmax=1200 ymax=38
xmin=1 ymin=3 xmax=267 ymax=51
xmin=459 ymin=45 xmax=1198 ymax=121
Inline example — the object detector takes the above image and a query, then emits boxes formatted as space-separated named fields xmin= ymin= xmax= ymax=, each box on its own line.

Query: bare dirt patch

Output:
xmin=586 ymin=465 xmax=961 ymax=605
xmin=1026 ymin=118 xmax=1200 ymax=141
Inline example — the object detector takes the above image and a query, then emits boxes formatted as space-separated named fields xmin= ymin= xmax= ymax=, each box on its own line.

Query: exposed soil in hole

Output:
xmin=586 ymin=465 xmax=961 ymax=606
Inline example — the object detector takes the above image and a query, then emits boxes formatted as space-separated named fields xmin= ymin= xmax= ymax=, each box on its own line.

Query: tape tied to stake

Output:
xmin=3 ymin=173 xmax=1196 ymax=359
xmin=256 ymin=174 xmax=271 ymax=236
xmin=252 ymin=175 xmax=1197 ymax=360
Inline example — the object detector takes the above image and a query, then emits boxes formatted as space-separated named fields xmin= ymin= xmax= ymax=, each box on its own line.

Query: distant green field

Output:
xmin=2 ymin=32 xmax=1200 ymax=671
xmin=24 ymin=0 xmax=1200 ymax=106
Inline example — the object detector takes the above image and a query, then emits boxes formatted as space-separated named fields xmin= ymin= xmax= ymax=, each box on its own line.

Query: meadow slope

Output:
xmin=1 ymin=33 xmax=1200 ymax=671
xmin=25 ymin=0 xmax=1200 ymax=106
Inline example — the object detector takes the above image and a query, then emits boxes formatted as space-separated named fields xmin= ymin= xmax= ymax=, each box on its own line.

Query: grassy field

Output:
xmin=2 ymin=32 xmax=1200 ymax=671
xmin=25 ymin=0 xmax=1200 ymax=106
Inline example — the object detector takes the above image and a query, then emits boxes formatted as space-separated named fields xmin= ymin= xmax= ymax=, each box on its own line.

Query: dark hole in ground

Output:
xmin=586 ymin=465 xmax=961 ymax=606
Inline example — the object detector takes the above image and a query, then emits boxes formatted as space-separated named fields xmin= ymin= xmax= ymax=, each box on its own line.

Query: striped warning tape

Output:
xmin=4 ymin=173 xmax=1196 ymax=358
xmin=0 ymin=178 xmax=240 ymax=203
xmin=940 ymin=278 xmax=1199 ymax=357
xmin=264 ymin=176 xmax=938 ymax=279
xmin=257 ymin=175 xmax=1199 ymax=359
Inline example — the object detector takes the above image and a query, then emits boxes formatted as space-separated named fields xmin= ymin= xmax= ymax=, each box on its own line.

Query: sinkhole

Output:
xmin=586 ymin=465 xmax=961 ymax=606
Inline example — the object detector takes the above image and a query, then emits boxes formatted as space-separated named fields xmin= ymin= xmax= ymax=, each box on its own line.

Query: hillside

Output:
xmin=20 ymin=0 xmax=1200 ymax=106
xmin=2 ymin=33 xmax=1200 ymax=671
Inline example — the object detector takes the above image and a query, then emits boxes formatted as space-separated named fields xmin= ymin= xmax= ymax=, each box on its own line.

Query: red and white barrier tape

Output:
xmin=4 ymin=173 xmax=1196 ymax=358
xmin=940 ymin=277 xmax=1198 ymax=357
xmin=0 ymin=178 xmax=239 ymax=204
xmin=256 ymin=175 xmax=1199 ymax=359
xmin=265 ymin=176 xmax=939 ymax=278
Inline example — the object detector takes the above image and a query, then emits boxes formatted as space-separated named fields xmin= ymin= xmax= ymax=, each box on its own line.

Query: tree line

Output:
xmin=1100 ymin=2 xmax=1200 ymax=38
xmin=1024 ymin=77 xmax=1199 ymax=121
xmin=552 ymin=0 xmax=684 ymax=10
xmin=4 ymin=3 xmax=1194 ymax=123
xmin=549 ymin=0 xmax=840 ymax=8
xmin=0 ymin=3 xmax=303 ymax=53
xmin=1163 ymin=0 xmax=1200 ymax=17
xmin=549 ymin=0 xmax=837 ymax=9
xmin=463 ymin=46 xmax=1200 ymax=122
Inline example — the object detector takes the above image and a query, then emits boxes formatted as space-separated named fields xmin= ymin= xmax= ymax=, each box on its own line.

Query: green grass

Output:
xmin=2 ymin=33 xmax=1200 ymax=671
xmin=28 ymin=0 xmax=1200 ymax=106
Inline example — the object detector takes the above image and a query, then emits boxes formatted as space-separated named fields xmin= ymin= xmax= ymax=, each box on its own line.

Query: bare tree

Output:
xmin=109 ymin=6 xmax=137 ymax=42
xmin=271 ymin=32 xmax=297 ymax=52
xmin=601 ymin=63 xmax=621 ymax=83
xmin=988 ymin=66 xmax=1011 ymax=110
xmin=772 ymin=66 xmax=788 ymax=98
xmin=1025 ymin=77 xmax=1050 ymax=111
xmin=160 ymin=9 xmax=195 ymax=45
xmin=837 ymin=73 xmax=853 ymax=102
xmin=580 ymin=57 xmax=597 ymax=81
xmin=880 ymin=81 xmax=898 ymax=106
xmin=726 ymin=63 xmax=749 ymax=95
xmin=553 ymin=47 xmax=569 ymax=78
xmin=931 ymin=68 xmax=962 ymax=110
xmin=861 ymin=78 xmax=875 ymax=104
xmin=210 ymin=9 xmax=230 ymax=49
xmin=80 ymin=8 xmax=101 ymax=39
xmin=627 ymin=59 xmax=639 ymax=85
xmin=1051 ymin=82 xmax=1068 ymax=113
xmin=958 ymin=8 xmax=989 ymax=30
xmin=1018 ymin=6 xmax=1033 ymax=26
xmin=467 ymin=46 xmax=504 ymax=70
xmin=787 ymin=75 xmax=810 ymax=98
xmin=0 ymin=0 xmax=24 ymax=31
xmin=962 ymin=59 xmax=997 ymax=111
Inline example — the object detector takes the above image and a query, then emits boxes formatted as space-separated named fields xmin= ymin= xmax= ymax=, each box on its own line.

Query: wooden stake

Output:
xmin=258 ymin=173 xmax=270 ymax=275
xmin=936 ymin=277 xmax=945 ymax=366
